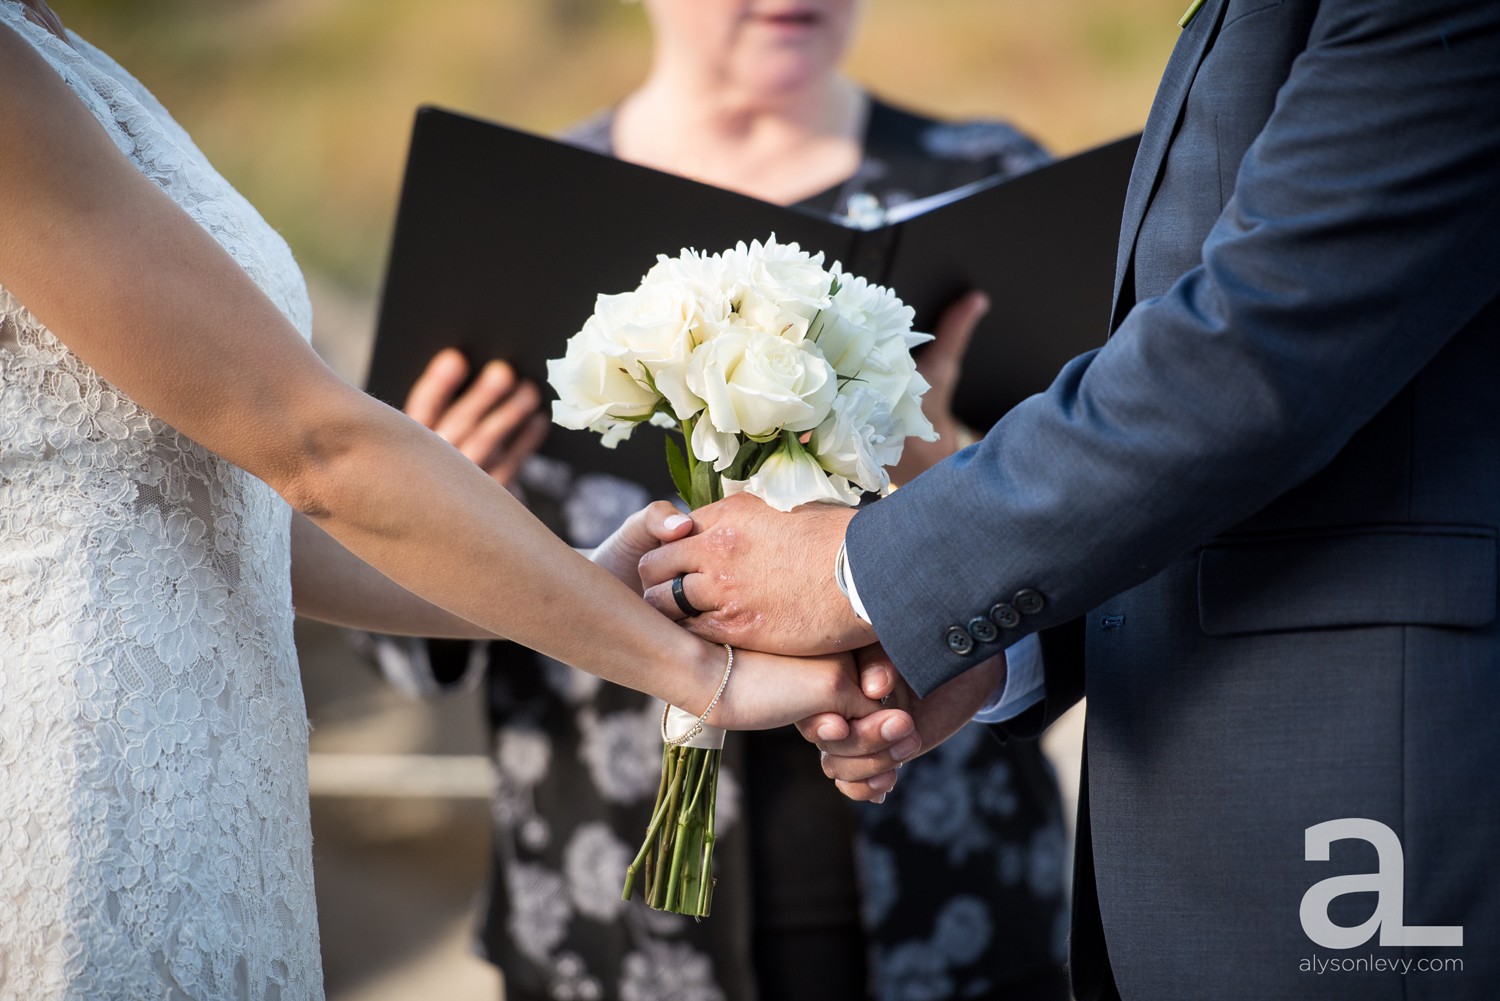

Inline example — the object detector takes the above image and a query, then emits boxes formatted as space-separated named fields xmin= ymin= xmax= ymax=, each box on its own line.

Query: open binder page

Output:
xmin=369 ymin=107 xmax=1139 ymax=499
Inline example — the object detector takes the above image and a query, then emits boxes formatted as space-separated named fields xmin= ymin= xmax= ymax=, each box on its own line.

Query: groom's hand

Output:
xmin=796 ymin=646 xmax=1006 ymax=802
xmin=638 ymin=492 xmax=876 ymax=656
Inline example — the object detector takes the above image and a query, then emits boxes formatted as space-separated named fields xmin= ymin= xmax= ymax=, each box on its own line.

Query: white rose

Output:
xmin=590 ymin=284 xmax=705 ymax=420
xmin=805 ymin=271 xmax=937 ymax=442
xmin=547 ymin=316 xmax=660 ymax=447
xmin=730 ymin=237 xmax=832 ymax=342
xmin=810 ymin=277 xmax=908 ymax=379
xmin=855 ymin=335 xmax=938 ymax=442
xmin=807 ymin=305 xmax=877 ymax=378
xmin=691 ymin=417 xmax=743 ymax=473
xmin=687 ymin=327 xmax=838 ymax=439
xmin=810 ymin=383 xmax=903 ymax=495
xmin=827 ymin=269 xmax=924 ymax=350
xmin=723 ymin=439 xmax=860 ymax=512
xmin=641 ymin=248 xmax=745 ymax=325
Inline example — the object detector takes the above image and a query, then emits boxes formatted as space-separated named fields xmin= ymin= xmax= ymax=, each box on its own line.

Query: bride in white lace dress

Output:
xmin=0 ymin=3 xmax=878 ymax=998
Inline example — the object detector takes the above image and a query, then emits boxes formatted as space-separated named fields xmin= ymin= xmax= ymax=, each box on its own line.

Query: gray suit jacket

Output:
xmin=846 ymin=0 xmax=1500 ymax=997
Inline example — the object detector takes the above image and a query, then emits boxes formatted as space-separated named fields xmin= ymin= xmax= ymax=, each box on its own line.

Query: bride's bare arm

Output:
xmin=289 ymin=500 xmax=691 ymax=637
xmin=288 ymin=513 xmax=499 ymax=638
xmin=0 ymin=32 xmax=875 ymax=729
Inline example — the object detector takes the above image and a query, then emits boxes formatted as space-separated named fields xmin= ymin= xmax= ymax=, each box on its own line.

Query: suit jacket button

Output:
xmin=1014 ymin=588 xmax=1046 ymax=615
xmin=989 ymin=603 xmax=1021 ymax=629
xmin=945 ymin=626 xmax=975 ymax=655
xmin=968 ymin=616 xmax=999 ymax=643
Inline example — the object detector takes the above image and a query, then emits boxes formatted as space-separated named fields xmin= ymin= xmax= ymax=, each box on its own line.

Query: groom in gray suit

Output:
xmin=639 ymin=0 xmax=1500 ymax=997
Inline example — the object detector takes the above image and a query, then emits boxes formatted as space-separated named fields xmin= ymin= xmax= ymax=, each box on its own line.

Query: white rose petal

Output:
xmin=690 ymin=417 xmax=742 ymax=474
xmin=547 ymin=318 xmax=660 ymax=447
xmin=828 ymin=268 xmax=919 ymax=348
xmin=731 ymin=237 xmax=832 ymax=342
xmin=810 ymin=383 xmax=903 ymax=495
xmin=590 ymin=287 xmax=703 ymax=420
xmin=858 ymin=341 xmax=938 ymax=443
xmin=641 ymin=247 xmax=745 ymax=326
xmin=687 ymin=329 xmax=838 ymax=438
xmin=723 ymin=440 xmax=859 ymax=512
xmin=807 ymin=305 xmax=877 ymax=378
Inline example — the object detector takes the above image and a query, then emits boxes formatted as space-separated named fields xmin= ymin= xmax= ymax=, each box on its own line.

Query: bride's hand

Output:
xmin=589 ymin=501 xmax=694 ymax=592
xmin=707 ymin=647 xmax=882 ymax=731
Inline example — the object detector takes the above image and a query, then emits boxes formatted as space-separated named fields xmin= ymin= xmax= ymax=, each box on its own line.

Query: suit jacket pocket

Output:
xmin=1197 ymin=524 xmax=1497 ymax=636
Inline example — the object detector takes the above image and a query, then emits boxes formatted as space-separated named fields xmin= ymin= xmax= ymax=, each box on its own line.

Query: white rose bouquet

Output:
xmin=548 ymin=236 xmax=936 ymax=916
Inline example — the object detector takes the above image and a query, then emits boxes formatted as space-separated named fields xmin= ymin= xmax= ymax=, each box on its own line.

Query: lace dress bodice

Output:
xmin=0 ymin=6 xmax=323 ymax=998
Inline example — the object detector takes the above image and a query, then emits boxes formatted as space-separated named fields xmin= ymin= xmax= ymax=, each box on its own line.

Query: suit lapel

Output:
xmin=1109 ymin=0 xmax=1232 ymax=330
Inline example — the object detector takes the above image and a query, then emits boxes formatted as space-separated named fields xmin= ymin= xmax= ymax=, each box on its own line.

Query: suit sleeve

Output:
xmin=848 ymin=0 xmax=1500 ymax=695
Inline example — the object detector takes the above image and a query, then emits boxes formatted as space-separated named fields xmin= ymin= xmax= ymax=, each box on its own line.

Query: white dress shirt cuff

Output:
xmin=973 ymin=633 xmax=1045 ymax=723
xmin=835 ymin=540 xmax=873 ymax=624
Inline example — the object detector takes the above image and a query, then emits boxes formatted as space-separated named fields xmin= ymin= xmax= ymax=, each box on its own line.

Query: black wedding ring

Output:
xmin=671 ymin=573 xmax=703 ymax=618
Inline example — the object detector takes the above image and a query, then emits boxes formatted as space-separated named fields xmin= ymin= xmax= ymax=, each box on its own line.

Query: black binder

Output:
xmin=369 ymin=106 xmax=1138 ymax=499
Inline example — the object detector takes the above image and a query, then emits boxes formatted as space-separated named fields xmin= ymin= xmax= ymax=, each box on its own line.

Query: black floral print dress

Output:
xmin=372 ymin=96 xmax=1069 ymax=1001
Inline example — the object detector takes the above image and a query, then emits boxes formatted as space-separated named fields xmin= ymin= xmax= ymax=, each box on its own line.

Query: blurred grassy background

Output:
xmin=60 ymin=0 xmax=1185 ymax=297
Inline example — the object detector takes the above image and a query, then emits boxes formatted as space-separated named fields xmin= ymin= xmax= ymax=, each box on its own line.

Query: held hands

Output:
xmin=590 ymin=501 xmax=693 ymax=592
xmin=638 ymin=492 xmax=876 ymax=656
xmin=711 ymin=645 xmax=883 ymax=732
xmin=797 ymin=645 xmax=1006 ymax=802
xmin=401 ymin=347 xmax=885 ymax=731
xmin=596 ymin=506 xmax=879 ymax=730
xmin=404 ymin=348 xmax=549 ymax=488
xmin=594 ymin=501 xmax=879 ymax=730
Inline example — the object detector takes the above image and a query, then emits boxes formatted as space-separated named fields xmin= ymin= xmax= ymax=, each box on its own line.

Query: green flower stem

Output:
xmin=664 ymin=750 xmax=703 ymax=908
xmin=620 ymin=422 xmax=727 ymax=918
xmin=622 ymin=743 xmax=676 ymax=902
xmin=681 ymin=417 xmax=698 ymax=478
xmin=1178 ymin=0 xmax=1205 ymax=28
xmin=622 ymin=741 xmax=723 ymax=917
xmin=649 ymin=747 xmax=689 ymax=909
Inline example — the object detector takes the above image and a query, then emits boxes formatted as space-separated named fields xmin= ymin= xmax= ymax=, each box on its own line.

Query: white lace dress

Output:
xmin=0 ymin=6 xmax=324 ymax=998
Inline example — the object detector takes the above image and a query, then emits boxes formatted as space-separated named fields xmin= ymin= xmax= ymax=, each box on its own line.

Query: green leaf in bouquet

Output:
xmin=723 ymin=439 xmax=762 ymax=481
xmin=690 ymin=455 xmax=717 ymax=510
xmin=665 ymin=435 xmax=693 ymax=507
xmin=746 ymin=440 xmax=779 ymax=478
xmin=635 ymin=361 xmax=663 ymax=396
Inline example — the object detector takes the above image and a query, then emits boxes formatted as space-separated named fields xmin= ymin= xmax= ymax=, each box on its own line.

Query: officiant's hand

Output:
xmin=890 ymin=290 xmax=988 ymax=487
xmin=404 ymin=347 xmax=549 ymax=489
xmin=638 ymin=492 xmax=876 ymax=656
xmin=796 ymin=646 xmax=1005 ymax=802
